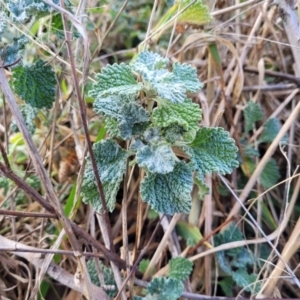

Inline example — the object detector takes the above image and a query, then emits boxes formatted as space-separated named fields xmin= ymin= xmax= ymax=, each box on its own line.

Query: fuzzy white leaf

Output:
xmin=140 ymin=161 xmax=193 ymax=214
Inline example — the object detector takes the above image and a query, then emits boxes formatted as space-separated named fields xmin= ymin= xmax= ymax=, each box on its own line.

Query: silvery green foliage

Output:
xmin=7 ymin=0 xmax=50 ymax=23
xmin=87 ymin=51 xmax=239 ymax=215
xmin=243 ymin=100 xmax=263 ymax=133
xmin=134 ymin=277 xmax=184 ymax=300
xmin=162 ymin=123 xmax=187 ymax=144
xmin=10 ymin=104 xmax=37 ymax=134
xmin=90 ymin=63 xmax=143 ymax=98
xmin=214 ymin=223 xmax=260 ymax=294
xmin=140 ymin=161 xmax=193 ymax=214
xmin=152 ymin=99 xmax=201 ymax=142
xmin=243 ymin=102 xmax=287 ymax=144
xmin=259 ymin=118 xmax=288 ymax=144
xmin=93 ymin=95 xmax=150 ymax=140
xmin=242 ymin=102 xmax=284 ymax=190
xmin=259 ymin=158 xmax=280 ymax=189
xmin=0 ymin=36 xmax=27 ymax=67
xmin=135 ymin=257 xmax=193 ymax=300
xmin=6 ymin=0 xmax=70 ymax=23
xmin=152 ymin=99 xmax=202 ymax=132
xmin=168 ymin=257 xmax=193 ymax=282
xmin=0 ymin=0 xmax=73 ymax=66
xmin=132 ymin=51 xmax=169 ymax=72
xmin=0 ymin=12 xmax=7 ymax=41
xmin=136 ymin=143 xmax=176 ymax=174
xmin=132 ymin=52 xmax=202 ymax=103
xmin=135 ymin=128 xmax=177 ymax=174
xmin=12 ymin=60 xmax=56 ymax=109
xmin=184 ymin=127 xmax=239 ymax=181
xmin=147 ymin=278 xmax=184 ymax=300
xmin=81 ymin=139 xmax=128 ymax=212
xmin=118 ymin=103 xmax=150 ymax=139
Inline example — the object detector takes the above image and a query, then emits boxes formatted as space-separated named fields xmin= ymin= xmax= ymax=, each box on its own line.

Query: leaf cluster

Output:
xmin=135 ymin=257 xmax=193 ymax=300
xmin=82 ymin=51 xmax=239 ymax=215
xmin=0 ymin=0 xmax=71 ymax=134
xmin=241 ymin=100 xmax=287 ymax=189
xmin=214 ymin=223 xmax=261 ymax=295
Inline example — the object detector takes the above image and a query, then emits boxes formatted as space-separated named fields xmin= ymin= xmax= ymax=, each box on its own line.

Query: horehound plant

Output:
xmin=80 ymin=51 xmax=239 ymax=299
xmin=2 ymin=0 xmax=282 ymax=299
xmin=81 ymin=51 xmax=239 ymax=216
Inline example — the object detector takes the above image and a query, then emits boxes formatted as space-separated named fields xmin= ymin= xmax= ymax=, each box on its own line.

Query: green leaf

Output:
xmin=38 ymin=280 xmax=50 ymax=300
xmin=184 ymin=127 xmax=239 ymax=181
xmin=133 ymin=52 xmax=202 ymax=103
xmin=243 ymin=145 xmax=259 ymax=158
xmin=152 ymin=99 xmax=202 ymax=133
xmin=232 ymin=270 xmax=259 ymax=292
xmin=10 ymin=104 xmax=37 ymax=134
xmin=194 ymin=176 xmax=210 ymax=199
xmin=132 ymin=51 xmax=169 ymax=72
xmin=93 ymin=94 xmax=133 ymax=119
xmin=148 ymin=208 xmax=159 ymax=220
xmin=163 ymin=124 xmax=187 ymax=144
xmin=214 ymin=223 xmax=244 ymax=257
xmin=242 ymin=157 xmax=280 ymax=190
xmin=175 ymin=0 xmax=212 ymax=26
xmin=261 ymin=201 xmax=277 ymax=230
xmin=94 ymin=95 xmax=150 ymax=140
xmin=219 ymin=277 xmax=235 ymax=297
xmin=232 ymin=249 xmax=255 ymax=268
xmin=0 ymin=177 xmax=10 ymax=195
xmin=119 ymin=103 xmax=150 ymax=139
xmin=0 ymin=12 xmax=7 ymax=41
xmin=140 ymin=161 xmax=193 ymax=214
xmin=151 ymin=64 xmax=201 ymax=103
xmin=130 ymin=138 xmax=146 ymax=152
xmin=259 ymin=118 xmax=288 ymax=143
xmin=104 ymin=116 xmax=120 ymax=138
xmin=143 ymin=127 xmax=161 ymax=143
xmin=12 ymin=59 xmax=56 ymax=109
xmin=89 ymin=63 xmax=143 ymax=98
xmin=171 ymin=63 xmax=203 ymax=93
xmin=63 ymin=183 xmax=77 ymax=217
xmin=215 ymin=250 xmax=233 ymax=274
xmin=139 ymin=259 xmax=155 ymax=275
xmin=156 ymin=0 xmax=211 ymax=34
xmin=95 ymin=125 xmax=106 ymax=143
xmin=175 ymin=220 xmax=203 ymax=246
xmin=136 ymin=144 xmax=176 ymax=174
xmin=259 ymin=158 xmax=280 ymax=189
xmin=147 ymin=277 xmax=184 ymax=300
xmin=214 ymin=223 xmax=260 ymax=294
xmin=50 ymin=12 xmax=80 ymax=40
xmin=168 ymin=257 xmax=193 ymax=282
xmin=0 ymin=35 xmax=27 ymax=67
xmin=81 ymin=139 xmax=128 ymax=212
xmin=7 ymin=0 xmax=50 ymax=23
xmin=244 ymin=100 xmax=263 ymax=133
xmin=138 ymin=259 xmax=150 ymax=274
xmin=87 ymin=259 xmax=117 ymax=297
xmin=208 ymin=43 xmax=223 ymax=82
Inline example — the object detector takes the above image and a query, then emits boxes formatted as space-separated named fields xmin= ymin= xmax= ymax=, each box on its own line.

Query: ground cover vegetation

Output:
xmin=0 ymin=0 xmax=300 ymax=299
